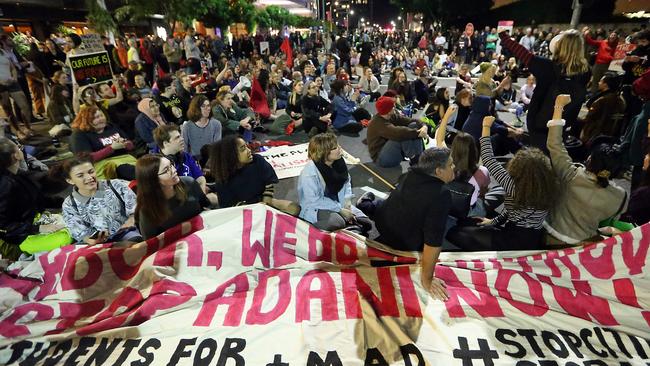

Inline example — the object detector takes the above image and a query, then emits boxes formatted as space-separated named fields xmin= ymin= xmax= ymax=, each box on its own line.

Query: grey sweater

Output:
xmin=181 ymin=118 xmax=223 ymax=157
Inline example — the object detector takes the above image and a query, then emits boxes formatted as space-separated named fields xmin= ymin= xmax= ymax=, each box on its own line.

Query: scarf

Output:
xmin=138 ymin=98 xmax=166 ymax=127
xmin=315 ymin=158 xmax=348 ymax=199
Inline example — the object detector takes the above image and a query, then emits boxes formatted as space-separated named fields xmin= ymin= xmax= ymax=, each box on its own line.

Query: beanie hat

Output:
xmin=376 ymin=96 xmax=396 ymax=115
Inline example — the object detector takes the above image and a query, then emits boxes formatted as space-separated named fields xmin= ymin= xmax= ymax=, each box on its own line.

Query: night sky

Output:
xmin=350 ymin=0 xmax=400 ymax=28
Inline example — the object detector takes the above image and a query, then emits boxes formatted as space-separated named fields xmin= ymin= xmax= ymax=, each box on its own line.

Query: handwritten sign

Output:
xmin=68 ymin=51 xmax=113 ymax=86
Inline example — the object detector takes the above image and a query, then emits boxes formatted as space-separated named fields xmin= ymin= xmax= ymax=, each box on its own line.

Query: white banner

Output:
xmin=259 ymin=143 xmax=360 ymax=179
xmin=0 ymin=204 xmax=649 ymax=365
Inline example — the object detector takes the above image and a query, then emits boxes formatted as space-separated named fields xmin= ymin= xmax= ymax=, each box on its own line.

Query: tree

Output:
xmin=114 ymin=0 xmax=211 ymax=34
xmin=199 ymin=0 xmax=234 ymax=30
xmin=256 ymin=5 xmax=298 ymax=30
xmin=86 ymin=0 xmax=117 ymax=35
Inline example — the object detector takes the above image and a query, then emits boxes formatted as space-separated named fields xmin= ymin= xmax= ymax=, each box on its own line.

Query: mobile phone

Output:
xmin=89 ymin=231 xmax=100 ymax=239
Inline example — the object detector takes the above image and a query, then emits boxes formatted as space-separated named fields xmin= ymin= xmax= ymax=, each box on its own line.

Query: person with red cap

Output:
xmin=367 ymin=95 xmax=428 ymax=168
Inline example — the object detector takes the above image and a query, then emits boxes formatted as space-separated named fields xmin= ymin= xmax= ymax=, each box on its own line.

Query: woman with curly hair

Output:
xmin=207 ymin=136 xmax=299 ymax=214
xmin=447 ymin=115 xmax=559 ymax=251
xmin=70 ymin=105 xmax=137 ymax=180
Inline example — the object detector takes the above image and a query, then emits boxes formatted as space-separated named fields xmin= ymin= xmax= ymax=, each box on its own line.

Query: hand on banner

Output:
xmin=339 ymin=208 xmax=355 ymax=223
xmin=424 ymin=277 xmax=449 ymax=301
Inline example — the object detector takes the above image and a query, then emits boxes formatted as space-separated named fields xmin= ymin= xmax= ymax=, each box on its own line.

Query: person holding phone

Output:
xmin=54 ymin=155 xmax=139 ymax=245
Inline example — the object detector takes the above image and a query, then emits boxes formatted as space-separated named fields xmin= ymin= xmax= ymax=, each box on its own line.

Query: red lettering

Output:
xmin=334 ymin=232 xmax=358 ymax=265
xmin=341 ymin=268 xmax=399 ymax=317
xmin=0 ymin=273 xmax=39 ymax=296
xmin=273 ymin=214 xmax=298 ymax=267
xmin=245 ymin=269 xmax=291 ymax=325
xmin=108 ymin=241 xmax=159 ymax=281
xmin=551 ymin=280 xmax=618 ymax=326
xmin=35 ymin=246 xmax=75 ymax=299
xmin=241 ymin=209 xmax=273 ymax=267
xmin=61 ymin=246 xmax=103 ymax=291
xmin=0 ymin=303 xmax=54 ymax=337
xmin=395 ymin=266 xmax=423 ymax=317
xmin=436 ymin=266 xmax=505 ymax=318
xmin=579 ymin=243 xmax=615 ymax=279
xmin=613 ymin=278 xmax=640 ymax=307
xmin=194 ymin=273 xmax=249 ymax=327
xmin=621 ymin=226 xmax=649 ymax=275
xmin=295 ymin=270 xmax=339 ymax=322
xmin=77 ymin=287 xmax=144 ymax=335
xmin=307 ymin=226 xmax=332 ymax=262
xmin=494 ymin=270 xmax=548 ymax=317
xmin=543 ymin=251 xmax=581 ymax=279
xmin=131 ymin=279 xmax=197 ymax=325
xmin=47 ymin=300 xmax=105 ymax=335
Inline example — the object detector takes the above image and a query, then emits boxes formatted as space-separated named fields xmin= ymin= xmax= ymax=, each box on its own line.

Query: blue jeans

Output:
xmin=376 ymin=138 xmax=424 ymax=168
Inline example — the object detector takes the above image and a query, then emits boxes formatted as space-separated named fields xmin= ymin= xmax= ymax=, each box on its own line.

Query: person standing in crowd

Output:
xmin=54 ymin=155 xmax=139 ymax=244
xmin=367 ymin=96 xmax=427 ymax=168
xmin=519 ymin=28 xmax=536 ymax=52
xmin=583 ymin=27 xmax=619 ymax=95
xmin=184 ymin=28 xmax=202 ymax=75
xmin=297 ymin=133 xmax=354 ymax=231
xmin=163 ymin=36 xmax=183 ymax=73
xmin=181 ymin=95 xmax=222 ymax=158
xmin=500 ymin=29 xmax=590 ymax=150
xmin=545 ymin=95 xmax=627 ymax=245
xmin=135 ymin=154 xmax=217 ymax=239
xmin=207 ymin=136 xmax=299 ymax=214
xmin=112 ymin=38 xmax=129 ymax=73
xmin=0 ymin=37 xmax=32 ymax=139
xmin=43 ymin=39 xmax=66 ymax=77
xmin=135 ymin=97 xmax=168 ymax=152
xmin=336 ymin=33 xmax=352 ymax=74
xmin=447 ymin=116 xmax=558 ymax=251
xmin=127 ymin=38 xmax=141 ymax=64
xmin=153 ymin=124 xmax=208 ymax=193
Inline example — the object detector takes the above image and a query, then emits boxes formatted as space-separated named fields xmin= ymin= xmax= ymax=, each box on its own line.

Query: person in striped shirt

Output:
xmin=447 ymin=116 xmax=558 ymax=251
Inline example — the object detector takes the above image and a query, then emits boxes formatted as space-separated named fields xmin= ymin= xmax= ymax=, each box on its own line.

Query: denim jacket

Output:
xmin=297 ymin=161 xmax=353 ymax=224
xmin=332 ymin=94 xmax=358 ymax=129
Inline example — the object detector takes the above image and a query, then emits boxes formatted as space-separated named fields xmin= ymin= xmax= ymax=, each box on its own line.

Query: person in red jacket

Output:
xmin=583 ymin=27 xmax=618 ymax=94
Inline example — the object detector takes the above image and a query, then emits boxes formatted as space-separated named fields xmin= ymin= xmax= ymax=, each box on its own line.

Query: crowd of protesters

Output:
xmin=1 ymin=20 xmax=650 ymax=301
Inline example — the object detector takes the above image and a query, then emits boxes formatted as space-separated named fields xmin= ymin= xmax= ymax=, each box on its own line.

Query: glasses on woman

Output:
xmin=158 ymin=164 xmax=176 ymax=176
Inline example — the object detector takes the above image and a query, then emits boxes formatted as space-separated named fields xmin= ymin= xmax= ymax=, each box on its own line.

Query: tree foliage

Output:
xmin=114 ymin=0 xmax=211 ymax=32
xmin=86 ymin=0 xmax=117 ymax=35
xmin=255 ymin=5 xmax=298 ymax=29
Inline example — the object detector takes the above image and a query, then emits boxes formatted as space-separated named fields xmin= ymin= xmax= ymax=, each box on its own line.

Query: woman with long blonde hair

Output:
xmin=499 ymin=29 xmax=590 ymax=150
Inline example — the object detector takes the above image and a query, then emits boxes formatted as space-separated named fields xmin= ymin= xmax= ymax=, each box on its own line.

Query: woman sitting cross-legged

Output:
xmin=207 ymin=136 xmax=300 ymax=215
xmin=544 ymin=94 xmax=627 ymax=245
xmin=53 ymin=154 xmax=141 ymax=245
xmin=70 ymin=106 xmax=137 ymax=180
xmin=330 ymin=79 xmax=370 ymax=134
xmin=135 ymin=154 xmax=219 ymax=239
xmin=297 ymin=133 xmax=358 ymax=231
xmin=301 ymin=80 xmax=333 ymax=137
xmin=446 ymin=116 xmax=559 ymax=251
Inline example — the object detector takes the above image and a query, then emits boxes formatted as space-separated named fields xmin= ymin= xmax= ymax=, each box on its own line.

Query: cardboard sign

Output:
xmin=258 ymin=143 xmax=359 ymax=179
xmin=609 ymin=43 xmax=637 ymax=73
xmin=68 ymin=51 xmax=113 ymax=86
xmin=77 ymin=34 xmax=105 ymax=54
xmin=260 ymin=41 xmax=270 ymax=55
xmin=0 ymin=204 xmax=648 ymax=365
